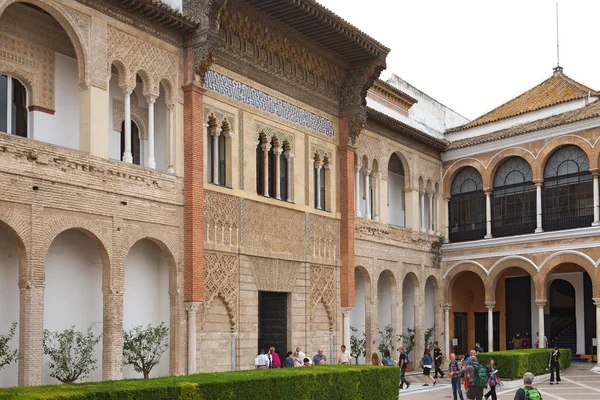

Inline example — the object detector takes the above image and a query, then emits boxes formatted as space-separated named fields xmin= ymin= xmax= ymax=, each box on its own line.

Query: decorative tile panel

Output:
xmin=204 ymin=70 xmax=334 ymax=138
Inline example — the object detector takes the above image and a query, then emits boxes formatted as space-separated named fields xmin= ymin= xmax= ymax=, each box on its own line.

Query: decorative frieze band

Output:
xmin=204 ymin=70 xmax=335 ymax=138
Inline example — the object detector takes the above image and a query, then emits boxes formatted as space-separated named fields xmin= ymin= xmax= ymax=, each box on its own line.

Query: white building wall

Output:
xmin=424 ymin=280 xmax=435 ymax=333
xmin=402 ymin=279 xmax=415 ymax=336
xmin=377 ymin=274 xmax=392 ymax=333
xmin=123 ymin=239 xmax=170 ymax=379
xmin=0 ymin=229 xmax=19 ymax=388
xmin=31 ymin=54 xmax=79 ymax=150
xmin=388 ymin=172 xmax=405 ymax=227
xmin=43 ymin=230 xmax=103 ymax=384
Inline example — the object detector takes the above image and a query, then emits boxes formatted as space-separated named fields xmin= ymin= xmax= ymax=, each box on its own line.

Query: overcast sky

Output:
xmin=317 ymin=0 xmax=600 ymax=120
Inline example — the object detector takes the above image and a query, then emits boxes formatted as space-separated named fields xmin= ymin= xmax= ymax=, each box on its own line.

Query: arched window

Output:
xmin=491 ymin=157 xmax=536 ymax=237
xmin=314 ymin=153 xmax=325 ymax=210
xmin=120 ymin=121 xmax=141 ymax=165
xmin=0 ymin=75 xmax=28 ymax=138
xmin=256 ymin=132 xmax=267 ymax=196
xmin=280 ymin=141 xmax=289 ymax=201
xmin=268 ymin=137 xmax=277 ymax=197
xmin=543 ymin=145 xmax=593 ymax=231
xmin=449 ymin=167 xmax=486 ymax=242
xmin=207 ymin=116 xmax=228 ymax=187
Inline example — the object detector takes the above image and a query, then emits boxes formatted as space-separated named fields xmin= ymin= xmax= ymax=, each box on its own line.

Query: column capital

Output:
xmin=273 ymin=146 xmax=283 ymax=156
xmin=341 ymin=307 xmax=352 ymax=316
xmin=284 ymin=151 xmax=295 ymax=159
xmin=533 ymin=179 xmax=544 ymax=186
xmin=166 ymin=102 xmax=175 ymax=111
xmin=364 ymin=169 xmax=372 ymax=176
xmin=261 ymin=143 xmax=271 ymax=152
xmin=484 ymin=188 xmax=492 ymax=195
xmin=535 ymin=300 xmax=547 ymax=307
xmin=355 ymin=164 xmax=361 ymax=172
xmin=231 ymin=332 xmax=239 ymax=339
xmin=593 ymin=298 xmax=600 ymax=307
xmin=314 ymin=160 xmax=323 ymax=170
xmin=443 ymin=304 xmax=452 ymax=311
xmin=120 ymin=84 xmax=135 ymax=96
xmin=484 ymin=301 xmax=496 ymax=309
xmin=145 ymin=94 xmax=157 ymax=104
xmin=443 ymin=194 xmax=451 ymax=201
xmin=185 ymin=301 xmax=202 ymax=314
xmin=590 ymin=168 xmax=600 ymax=177
xmin=428 ymin=192 xmax=434 ymax=198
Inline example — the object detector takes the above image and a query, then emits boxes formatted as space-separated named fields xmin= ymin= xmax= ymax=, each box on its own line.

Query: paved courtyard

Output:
xmin=399 ymin=363 xmax=600 ymax=399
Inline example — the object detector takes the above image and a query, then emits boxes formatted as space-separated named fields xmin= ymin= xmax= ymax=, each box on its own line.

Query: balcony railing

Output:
xmin=448 ymin=221 xmax=486 ymax=243
xmin=542 ymin=206 xmax=594 ymax=232
xmin=491 ymin=214 xmax=536 ymax=238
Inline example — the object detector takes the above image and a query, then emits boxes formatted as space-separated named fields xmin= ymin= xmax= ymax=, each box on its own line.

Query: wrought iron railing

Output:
xmin=491 ymin=214 xmax=536 ymax=238
xmin=448 ymin=221 xmax=486 ymax=243
xmin=542 ymin=206 xmax=594 ymax=232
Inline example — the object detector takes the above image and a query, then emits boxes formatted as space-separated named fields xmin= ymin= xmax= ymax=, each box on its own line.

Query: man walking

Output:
xmin=449 ymin=353 xmax=464 ymax=400
xmin=514 ymin=372 xmax=542 ymax=400
xmin=548 ymin=346 xmax=561 ymax=384
xmin=398 ymin=346 xmax=411 ymax=389
xmin=462 ymin=356 xmax=488 ymax=400
xmin=434 ymin=341 xmax=445 ymax=379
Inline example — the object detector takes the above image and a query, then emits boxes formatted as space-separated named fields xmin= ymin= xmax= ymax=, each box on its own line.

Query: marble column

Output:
xmin=210 ymin=124 xmax=220 ymax=184
xmin=121 ymin=85 xmax=134 ymax=163
xmin=274 ymin=147 xmax=283 ymax=200
xmin=593 ymin=174 xmax=600 ymax=226
xmin=146 ymin=94 xmax=157 ymax=169
xmin=231 ymin=333 xmax=237 ymax=372
xmin=485 ymin=190 xmax=492 ymax=238
xmin=485 ymin=301 xmax=495 ymax=352
xmin=262 ymin=142 xmax=270 ymax=197
xmin=420 ymin=191 xmax=426 ymax=232
xmin=428 ymin=193 xmax=434 ymax=234
xmin=536 ymin=300 xmax=546 ymax=348
xmin=365 ymin=170 xmax=372 ymax=219
xmin=355 ymin=166 xmax=362 ymax=217
xmin=444 ymin=195 xmax=450 ymax=242
xmin=535 ymin=182 xmax=544 ymax=232
xmin=444 ymin=305 xmax=451 ymax=361
xmin=315 ymin=160 xmax=323 ymax=209
xmin=186 ymin=302 xmax=201 ymax=374
xmin=285 ymin=152 xmax=294 ymax=202
xmin=373 ymin=174 xmax=380 ymax=222
xmin=342 ymin=308 xmax=352 ymax=351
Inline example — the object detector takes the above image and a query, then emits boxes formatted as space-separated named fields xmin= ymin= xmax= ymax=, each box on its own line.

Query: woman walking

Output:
xmin=484 ymin=359 xmax=498 ymax=400
xmin=421 ymin=349 xmax=436 ymax=386
xmin=371 ymin=352 xmax=383 ymax=366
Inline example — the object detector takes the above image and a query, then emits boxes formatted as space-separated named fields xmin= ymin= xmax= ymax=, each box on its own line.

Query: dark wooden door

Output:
xmin=258 ymin=292 xmax=288 ymax=364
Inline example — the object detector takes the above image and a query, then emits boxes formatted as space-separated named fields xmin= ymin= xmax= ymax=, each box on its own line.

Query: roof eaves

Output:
xmin=121 ymin=0 xmax=198 ymax=32
xmin=366 ymin=107 xmax=449 ymax=151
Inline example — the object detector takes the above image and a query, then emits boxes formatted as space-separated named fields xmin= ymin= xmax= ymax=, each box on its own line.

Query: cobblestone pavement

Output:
xmin=399 ymin=363 xmax=600 ymax=399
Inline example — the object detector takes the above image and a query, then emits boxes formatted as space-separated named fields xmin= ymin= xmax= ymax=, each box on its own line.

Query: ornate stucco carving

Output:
xmin=255 ymin=122 xmax=295 ymax=153
xmin=248 ymin=256 xmax=300 ymax=293
xmin=204 ymin=190 xmax=240 ymax=246
xmin=112 ymin=98 xmax=148 ymax=140
xmin=90 ymin=17 xmax=108 ymax=89
xmin=0 ymin=32 xmax=55 ymax=111
xmin=107 ymin=25 xmax=178 ymax=100
xmin=310 ymin=265 xmax=336 ymax=329
xmin=203 ymin=251 xmax=239 ymax=330
xmin=309 ymin=214 xmax=340 ymax=260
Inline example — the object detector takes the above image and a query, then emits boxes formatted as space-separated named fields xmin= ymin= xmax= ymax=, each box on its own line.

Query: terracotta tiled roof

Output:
xmin=446 ymin=99 xmax=600 ymax=150
xmin=366 ymin=107 xmax=449 ymax=151
xmin=116 ymin=0 xmax=198 ymax=31
xmin=447 ymin=70 xmax=599 ymax=133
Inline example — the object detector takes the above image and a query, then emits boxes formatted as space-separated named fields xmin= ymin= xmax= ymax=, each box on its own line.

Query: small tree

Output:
xmin=123 ymin=323 xmax=169 ymax=379
xmin=43 ymin=326 xmax=102 ymax=383
xmin=398 ymin=327 xmax=415 ymax=361
xmin=350 ymin=326 xmax=366 ymax=364
xmin=373 ymin=324 xmax=400 ymax=358
xmin=424 ymin=327 xmax=434 ymax=351
xmin=0 ymin=322 xmax=18 ymax=370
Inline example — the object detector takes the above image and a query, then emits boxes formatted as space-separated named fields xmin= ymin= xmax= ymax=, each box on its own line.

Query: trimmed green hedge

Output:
xmin=476 ymin=348 xmax=571 ymax=379
xmin=0 ymin=365 xmax=399 ymax=400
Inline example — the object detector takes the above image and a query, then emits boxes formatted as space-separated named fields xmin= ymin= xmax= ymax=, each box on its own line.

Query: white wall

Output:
xmin=155 ymin=87 xmax=168 ymax=171
xmin=43 ymin=230 xmax=103 ymax=384
xmin=350 ymin=269 xmax=366 ymax=364
xmin=388 ymin=172 xmax=405 ymax=227
xmin=123 ymin=239 xmax=170 ymax=379
xmin=0 ymin=228 xmax=20 ymax=388
xmin=402 ymin=278 xmax=415 ymax=335
xmin=546 ymin=272 xmax=585 ymax=355
xmin=31 ymin=54 xmax=79 ymax=149
xmin=377 ymin=274 xmax=392 ymax=334
xmin=358 ymin=169 xmax=366 ymax=217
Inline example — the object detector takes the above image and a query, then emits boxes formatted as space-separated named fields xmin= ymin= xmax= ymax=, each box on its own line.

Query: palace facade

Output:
xmin=1 ymin=0 xmax=599 ymax=389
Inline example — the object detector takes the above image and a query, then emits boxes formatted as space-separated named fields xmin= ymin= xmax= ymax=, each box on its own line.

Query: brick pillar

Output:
xmin=102 ymin=292 xmax=123 ymax=381
xmin=18 ymin=285 xmax=44 ymax=386
xmin=339 ymin=117 xmax=355 ymax=309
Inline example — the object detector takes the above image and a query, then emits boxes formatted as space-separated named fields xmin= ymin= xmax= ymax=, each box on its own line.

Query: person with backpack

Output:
xmin=462 ymin=356 xmax=488 ymax=400
xmin=514 ymin=372 xmax=542 ymax=400
xmin=398 ymin=346 xmax=411 ymax=389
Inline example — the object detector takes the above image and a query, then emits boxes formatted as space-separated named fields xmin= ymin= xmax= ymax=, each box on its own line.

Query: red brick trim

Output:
xmin=28 ymin=105 xmax=55 ymax=115
xmin=339 ymin=117 xmax=356 ymax=308
xmin=183 ymin=83 xmax=206 ymax=302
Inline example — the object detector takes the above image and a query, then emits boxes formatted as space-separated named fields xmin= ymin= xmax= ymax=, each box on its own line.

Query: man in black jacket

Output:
xmin=433 ymin=341 xmax=445 ymax=379
xmin=548 ymin=347 xmax=561 ymax=384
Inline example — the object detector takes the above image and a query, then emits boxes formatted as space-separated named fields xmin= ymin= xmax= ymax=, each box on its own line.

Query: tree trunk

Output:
xmin=143 ymin=370 xmax=149 ymax=379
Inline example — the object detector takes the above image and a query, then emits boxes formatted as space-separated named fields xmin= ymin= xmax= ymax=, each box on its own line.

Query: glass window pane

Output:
xmin=12 ymin=78 xmax=27 ymax=138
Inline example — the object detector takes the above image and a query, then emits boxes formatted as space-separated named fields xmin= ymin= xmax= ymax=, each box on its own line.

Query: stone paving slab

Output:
xmin=399 ymin=363 xmax=600 ymax=400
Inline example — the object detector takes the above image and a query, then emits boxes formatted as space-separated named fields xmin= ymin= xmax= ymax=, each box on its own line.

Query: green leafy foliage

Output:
xmin=398 ymin=327 xmax=415 ymax=361
xmin=42 ymin=326 xmax=102 ymax=383
xmin=476 ymin=348 xmax=572 ymax=379
xmin=0 ymin=365 xmax=400 ymax=400
xmin=424 ymin=327 xmax=434 ymax=351
xmin=123 ymin=323 xmax=169 ymax=379
xmin=373 ymin=324 xmax=400 ymax=358
xmin=0 ymin=322 xmax=18 ymax=370
xmin=350 ymin=326 xmax=366 ymax=364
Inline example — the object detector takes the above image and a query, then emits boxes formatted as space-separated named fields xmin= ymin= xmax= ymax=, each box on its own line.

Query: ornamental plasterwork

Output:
xmin=355 ymin=133 xmax=381 ymax=172
xmin=0 ymin=32 xmax=54 ymax=111
xmin=203 ymin=252 xmax=239 ymax=329
xmin=310 ymin=145 xmax=333 ymax=163
xmin=107 ymin=25 xmax=178 ymax=101
xmin=309 ymin=214 xmax=340 ymax=260
xmin=204 ymin=105 xmax=235 ymax=132
xmin=248 ymin=256 xmax=300 ymax=293
xmin=219 ymin=2 xmax=343 ymax=103
xmin=112 ymin=98 xmax=148 ymax=140
xmin=255 ymin=122 xmax=295 ymax=153
xmin=204 ymin=190 xmax=240 ymax=246
xmin=310 ymin=265 xmax=336 ymax=329
xmin=414 ymin=156 xmax=442 ymax=191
